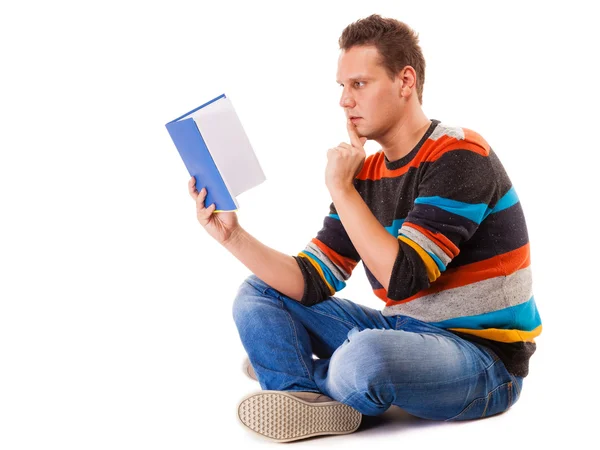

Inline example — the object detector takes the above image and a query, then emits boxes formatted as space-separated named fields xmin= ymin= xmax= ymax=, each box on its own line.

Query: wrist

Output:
xmin=223 ymin=226 xmax=245 ymax=248
xmin=329 ymin=183 xmax=356 ymax=199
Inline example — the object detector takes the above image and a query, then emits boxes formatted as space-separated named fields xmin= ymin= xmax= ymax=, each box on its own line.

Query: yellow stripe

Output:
xmin=448 ymin=325 xmax=543 ymax=343
xmin=298 ymin=253 xmax=335 ymax=295
xmin=398 ymin=235 xmax=441 ymax=282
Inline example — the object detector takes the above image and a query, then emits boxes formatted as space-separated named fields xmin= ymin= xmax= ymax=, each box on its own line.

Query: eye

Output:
xmin=338 ymin=81 xmax=365 ymax=88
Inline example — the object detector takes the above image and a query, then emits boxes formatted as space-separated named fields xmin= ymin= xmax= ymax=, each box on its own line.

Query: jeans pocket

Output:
xmin=447 ymin=381 xmax=514 ymax=421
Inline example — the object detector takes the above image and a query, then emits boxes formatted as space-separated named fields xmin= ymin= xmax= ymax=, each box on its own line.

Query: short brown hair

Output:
xmin=338 ymin=14 xmax=426 ymax=105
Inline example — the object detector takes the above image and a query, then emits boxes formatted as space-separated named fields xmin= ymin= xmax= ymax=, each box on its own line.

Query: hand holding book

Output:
xmin=189 ymin=176 xmax=241 ymax=245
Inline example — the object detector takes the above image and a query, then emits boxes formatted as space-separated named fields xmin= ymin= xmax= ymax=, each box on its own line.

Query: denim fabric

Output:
xmin=232 ymin=274 xmax=523 ymax=420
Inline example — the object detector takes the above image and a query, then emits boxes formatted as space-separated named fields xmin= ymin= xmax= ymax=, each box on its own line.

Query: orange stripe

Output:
xmin=463 ymin=128 xmax=491 ymax=153
xmin=311 ymin=238 xmax=359 ymax=274
xmin=357 ymin=133 xmax=489 ymax=182
xmin=383 ymin=243 xmax=531 ymax=305
xmin=357 ymin=140 xmax=436 ymax=182
xmin=402 ymin=222 xmax=459 ymax=259
xmin=426 ymin=140 xmax=489 ymax=162
xmin=373 ymin=288 xmax=389 ymax=302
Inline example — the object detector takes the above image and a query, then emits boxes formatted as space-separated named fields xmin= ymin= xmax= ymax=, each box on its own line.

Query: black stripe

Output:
xmin=418 ymin=150 xmax=500 ymax=205
xmin=293 ymin=255 xmax=333 ymax=306
xmin=449 ymin=202 xmax=530 ymax=268
xmin=387 ymin=240 xmax=430 ymax=301
xmin=450 ymin=331 xmax=536 ymax=377
xmin=313 ymin=202 xmax=361 ymax=262
xmin=407 ymin=204 xmax=479 ymax=247
xmin=355 ymin=169 xmax=419 ymax=223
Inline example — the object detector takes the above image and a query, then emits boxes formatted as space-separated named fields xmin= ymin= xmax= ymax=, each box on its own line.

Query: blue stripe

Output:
xmin=387 ymin=218 xmax=405 ymax=236
xmin=426 ymin=249 xmax=446 ymax=272
xmin=430 ymin=296 xmax=541 ymax=331
xmin=301 ymin=250 xmax=346 ymax=292
xmin=483 ymin=187 xmax=519 ymax=220
xmin=399 ymin=233 xmax=446 ymax=272
xmin=414 ymin=196 xmax=488 ymax=224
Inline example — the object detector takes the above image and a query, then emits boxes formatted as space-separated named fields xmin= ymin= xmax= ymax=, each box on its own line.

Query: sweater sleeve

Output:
xmin=292 ymin=201 xmax=361 ymax=306
xmin=387 ymin=148 xmax=501 ymax=301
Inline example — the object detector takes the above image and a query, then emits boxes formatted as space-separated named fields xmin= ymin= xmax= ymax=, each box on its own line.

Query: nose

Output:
xmin=339 ymin=88 xmax=356 ymax=109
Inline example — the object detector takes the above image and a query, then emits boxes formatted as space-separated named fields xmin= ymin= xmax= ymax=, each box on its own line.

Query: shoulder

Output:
xmin=424 ymin=121 xmax=491 ymax=163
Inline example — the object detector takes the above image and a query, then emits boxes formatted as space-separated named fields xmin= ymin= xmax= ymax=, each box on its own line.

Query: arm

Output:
xmin=329 ymin=186 xmax=398 ymax=291
xmin=292 ymin=201 xmax=362 ymax=306
xmin=223 ymin=227 xmax=305 ymax=302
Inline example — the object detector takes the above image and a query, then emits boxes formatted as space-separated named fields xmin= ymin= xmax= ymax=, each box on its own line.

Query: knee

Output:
xmin=231 ymin=274 xmax=277 ymax=326
xmin=329 ymin=329 xmax=395 ymax=391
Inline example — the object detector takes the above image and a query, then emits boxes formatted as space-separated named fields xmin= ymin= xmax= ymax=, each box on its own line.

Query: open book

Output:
xmin=166 ymin=94 xmax=266 ymax=212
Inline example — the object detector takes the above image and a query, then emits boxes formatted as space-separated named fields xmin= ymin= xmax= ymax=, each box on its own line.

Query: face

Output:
xmin=336 ymin=45 xmax=404 ymax=140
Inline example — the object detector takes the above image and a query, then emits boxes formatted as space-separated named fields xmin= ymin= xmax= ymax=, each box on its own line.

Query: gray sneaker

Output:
xmin=242 ymin=356 xmax=257 ymax=382
xmin=237 ymin=390 xmax=362 ymax=442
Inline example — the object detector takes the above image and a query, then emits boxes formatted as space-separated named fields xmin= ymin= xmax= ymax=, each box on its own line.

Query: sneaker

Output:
xmin=242 ymin=356 xmax=257 ymax=382
xmin=237 ymin=390 xmax=362 ymax=442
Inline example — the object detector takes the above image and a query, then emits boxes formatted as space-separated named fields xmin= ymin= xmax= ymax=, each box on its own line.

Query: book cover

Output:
xmin=166 ymin=94 xmax=266 ymax=212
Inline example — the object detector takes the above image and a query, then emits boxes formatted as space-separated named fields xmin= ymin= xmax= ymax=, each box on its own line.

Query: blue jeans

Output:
xmin=232 ymin=274 xmax=523 ymax=421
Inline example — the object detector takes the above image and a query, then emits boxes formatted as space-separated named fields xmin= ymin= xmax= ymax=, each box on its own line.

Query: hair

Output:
xmin=338 ymin=14 xmax=426 ymax=105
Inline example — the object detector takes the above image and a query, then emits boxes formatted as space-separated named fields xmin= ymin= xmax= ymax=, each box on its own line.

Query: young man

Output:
xmin=189 ymin=14 xmax=541 ymax=443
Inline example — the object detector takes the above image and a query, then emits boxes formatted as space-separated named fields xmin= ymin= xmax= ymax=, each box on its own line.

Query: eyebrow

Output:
xmin=336 ymin=75 xmax=372 ymax=84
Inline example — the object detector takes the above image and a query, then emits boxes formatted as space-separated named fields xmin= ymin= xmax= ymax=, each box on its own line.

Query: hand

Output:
xmin=325 ymin=119 xmax=367 ymax=193
xmin=188 ymin=177 xmax=240 ymax=245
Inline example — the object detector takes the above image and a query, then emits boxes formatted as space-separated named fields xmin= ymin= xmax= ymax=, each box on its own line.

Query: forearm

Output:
xmin=222 ymin=227 xmax=305 ymax=302
xmin=330 ymin=186 xmax=399 ymax=291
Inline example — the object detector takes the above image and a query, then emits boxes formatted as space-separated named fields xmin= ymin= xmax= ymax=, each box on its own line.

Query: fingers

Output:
xmin=189 ymin=177 xmax=216 ymax=222
xmin=188 ymin=177 xmax=198 ymax=200
xmin=196 ymin=186 xmax=216 ymax=223
xmin=346 ymin=119 xmax=364 ymax=148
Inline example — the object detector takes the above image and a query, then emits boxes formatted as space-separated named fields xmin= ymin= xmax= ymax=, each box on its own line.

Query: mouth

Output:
xmin=350 ymin=116 xmax=362 ymax=123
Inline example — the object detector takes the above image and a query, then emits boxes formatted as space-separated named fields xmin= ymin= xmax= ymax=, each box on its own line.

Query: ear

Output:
xmin=399 ymin=66 xmax=417 ymax=99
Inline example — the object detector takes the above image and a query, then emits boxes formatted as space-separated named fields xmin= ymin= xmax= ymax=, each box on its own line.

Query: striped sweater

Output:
xmin=292 ymin=119 xmax=542 ymax=377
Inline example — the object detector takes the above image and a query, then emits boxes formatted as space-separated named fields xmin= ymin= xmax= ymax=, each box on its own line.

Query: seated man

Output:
xmin=189 ymin=13 xmax=541 ymax=443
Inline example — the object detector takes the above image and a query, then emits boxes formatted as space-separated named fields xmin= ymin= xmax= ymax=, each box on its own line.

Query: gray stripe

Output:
xmin=302 ymin=241 xmax=350 ymax=281
xmin=381 ymin=266 xmax=532 ymax=321
xmin=399 ymin=225 xmax=452 ymax=267
xmin=429 ymin=123 xmax=465 ymax=141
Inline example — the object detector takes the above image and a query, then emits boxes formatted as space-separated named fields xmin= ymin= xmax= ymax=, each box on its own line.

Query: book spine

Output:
xmin=166 ymin=118 xmax=236 ymax=211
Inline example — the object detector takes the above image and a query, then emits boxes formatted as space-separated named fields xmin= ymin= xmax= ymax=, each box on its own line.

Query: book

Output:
xmin=165 ymin=94 xmax=266 ymax=212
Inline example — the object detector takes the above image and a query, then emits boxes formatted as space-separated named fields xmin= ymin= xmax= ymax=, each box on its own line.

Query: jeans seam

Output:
xmin=510 ymin=374 xmax=522 ymax=397
xmin=404 ymin=331 xmax=502 ymax=371
xmin=262 ymin=283 xmax=358 ymax=330
xmin=395 ymin=318 xmax=409 ymax=329
xmin=279 ymin=298 xmax=313 ymax=381
xmin=306 ymin=309 xmax=357 ymax=329
xmin=446 ymin=380 xmax=511 ymax=421
xmin=481 ymin=393 xmax=490 ymax=417
xmin=449 ymin=396 xmax=481 ymax=421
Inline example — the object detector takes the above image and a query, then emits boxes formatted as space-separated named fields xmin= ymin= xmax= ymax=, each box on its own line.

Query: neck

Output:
xmin=376 ymin=108 xmax=431 ymax=163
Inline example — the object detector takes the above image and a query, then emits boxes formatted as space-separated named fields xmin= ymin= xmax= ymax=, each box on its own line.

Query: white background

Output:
xmin=1 ymin=0 xmax=598 ymax=448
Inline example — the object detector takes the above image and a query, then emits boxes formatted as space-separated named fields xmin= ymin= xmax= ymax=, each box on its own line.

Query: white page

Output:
xmin=189 ymin=96 xmax=266 ymax=199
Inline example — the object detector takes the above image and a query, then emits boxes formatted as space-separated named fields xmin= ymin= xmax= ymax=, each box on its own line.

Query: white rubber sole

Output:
xmin=237 ymin=390 xmax=362 ymax=442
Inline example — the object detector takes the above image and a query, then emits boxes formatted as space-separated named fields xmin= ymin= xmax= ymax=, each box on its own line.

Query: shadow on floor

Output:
xmin=356 ymin=405 xmax=443 ymax=435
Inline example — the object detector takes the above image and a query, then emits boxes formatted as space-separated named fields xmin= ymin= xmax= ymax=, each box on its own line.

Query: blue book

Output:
xmin=166 ymin=94 xmax=266 ymax=212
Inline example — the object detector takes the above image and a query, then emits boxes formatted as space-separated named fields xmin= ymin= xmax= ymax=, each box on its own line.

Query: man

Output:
xmin=189 ymin=14 xmax=541 ymax=443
